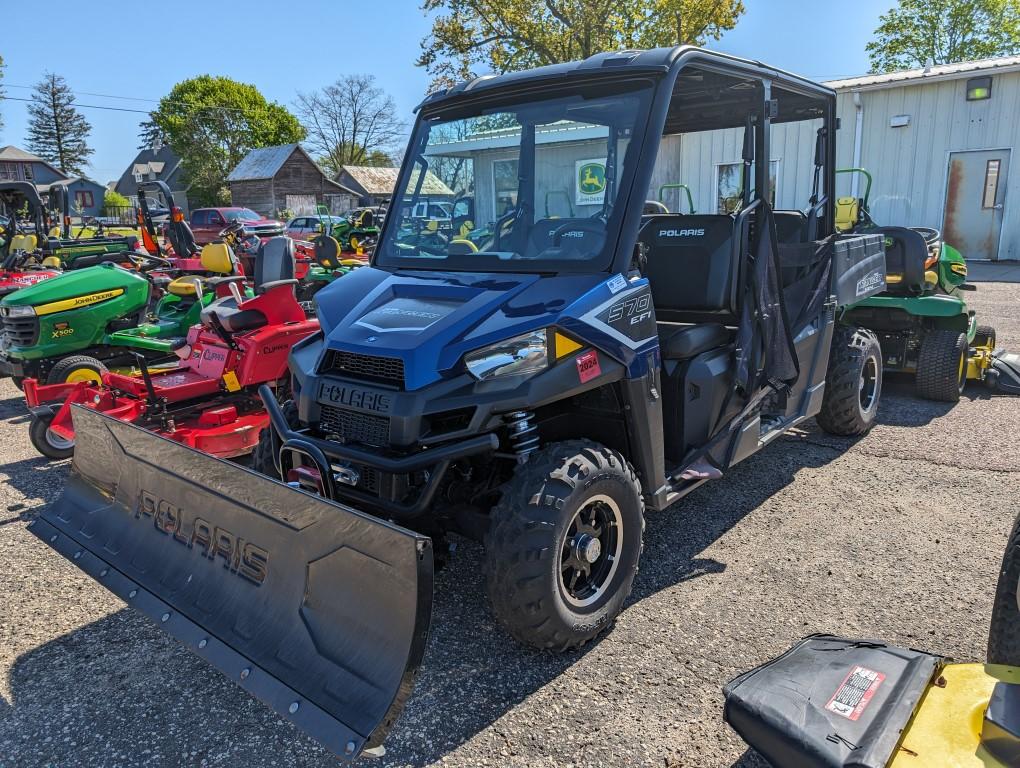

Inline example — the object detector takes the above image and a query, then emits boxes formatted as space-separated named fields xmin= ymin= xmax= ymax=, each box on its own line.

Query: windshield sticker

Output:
xmin=607 ymin=274 xmax=627 ymax=294
xmin=825 ymin=666 xmax=885 ymax=721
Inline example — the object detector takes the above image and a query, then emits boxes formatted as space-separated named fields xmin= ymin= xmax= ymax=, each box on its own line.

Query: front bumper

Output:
xmin=0 ymin=349 xmax=25 ymax=379
xmin=260 ymin=385 xmax=498 ymax=518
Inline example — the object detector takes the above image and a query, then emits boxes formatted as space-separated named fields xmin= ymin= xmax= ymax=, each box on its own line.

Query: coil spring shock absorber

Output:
xmin=504 ymin=410 xmax=539 ymax=461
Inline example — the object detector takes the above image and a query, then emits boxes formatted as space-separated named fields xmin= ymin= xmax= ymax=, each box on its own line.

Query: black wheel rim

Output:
xmin=860 ymin=355 xmax=879 ymax=413
xmin=559 ymin=494 xmax=623 ymax=608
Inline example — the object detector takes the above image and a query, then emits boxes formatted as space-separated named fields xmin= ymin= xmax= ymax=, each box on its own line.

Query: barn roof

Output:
xmin=341 ymin=165 xmax=455 ymax=197
xmin=825 ymin=55 xmax=1020 ymax=92
xmin=227 ymin=144 xmax=303 ymax=181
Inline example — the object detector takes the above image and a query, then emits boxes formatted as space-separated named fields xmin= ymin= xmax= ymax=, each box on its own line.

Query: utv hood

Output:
xmin=314 ymin=267 xmax=608 ymax=390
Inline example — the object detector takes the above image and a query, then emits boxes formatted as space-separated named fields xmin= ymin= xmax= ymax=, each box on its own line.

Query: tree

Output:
xmin=418 ymin=0 xmax=745 ymax=87
xmin=294 ymin=75 xmax=406 ymax=176
xmin=104 ymin=189 xmax=131 ymax=209
xmin=141 ymin=76 xmax=305 ymax=206
xmin=867 ymin=0 xmax=1020 ymax=73
xmin=26 ymin=73 xmax=94 ymax=176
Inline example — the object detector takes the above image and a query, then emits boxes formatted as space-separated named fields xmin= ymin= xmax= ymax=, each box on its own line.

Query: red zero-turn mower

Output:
xmin=23 ymin=238 xmax=318 ymax=460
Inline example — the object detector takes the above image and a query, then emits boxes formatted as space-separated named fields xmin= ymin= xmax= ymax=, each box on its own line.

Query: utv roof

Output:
xmin=420 ymin=46 xmax=835 ymax=115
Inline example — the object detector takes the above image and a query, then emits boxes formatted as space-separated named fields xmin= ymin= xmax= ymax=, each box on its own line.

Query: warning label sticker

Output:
xmin=825 ymin=665 xmax=886 ymax=721
xmin=576 ymin=350 xmax=602 ymax=384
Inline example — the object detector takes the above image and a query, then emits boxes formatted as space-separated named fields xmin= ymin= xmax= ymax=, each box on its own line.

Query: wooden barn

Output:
xmin=227 ymin=144 xmax=360 ymax=217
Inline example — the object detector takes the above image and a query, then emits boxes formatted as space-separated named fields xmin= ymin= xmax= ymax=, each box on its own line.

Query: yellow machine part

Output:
xmin=967 ymin=333 xmax=997 ymax=381
xmin=167 ymin=276 xmax=203 ymax=297
xmin=199 ymin=242 xmax=234 ymax=274
xmin=889 ymin=663 xmax=1020 ymax=767
xmin=835 ymin=197 xmax=860 ymax=232
xmin=41 ymin=256 xmax=61 ymax=268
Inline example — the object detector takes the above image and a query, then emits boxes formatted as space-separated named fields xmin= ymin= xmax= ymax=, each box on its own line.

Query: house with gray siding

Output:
xmin=228 ymin=144 xmax=360 ymax=217
xmin=0 ymin=146 xmax=104 ymax=216
xmin=114 ymin=145 xmax=188 ymax=211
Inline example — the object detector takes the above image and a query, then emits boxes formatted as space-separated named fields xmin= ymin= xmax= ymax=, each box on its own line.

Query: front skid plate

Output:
xmin=30 ymin=405 xmax=433 ymax=760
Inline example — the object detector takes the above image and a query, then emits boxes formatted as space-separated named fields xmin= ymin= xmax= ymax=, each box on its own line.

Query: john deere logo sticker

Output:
xmin=35 ymin=288 xmax=125 ymax=316
xmin=576 ymin=159 xmax=608 ymax=205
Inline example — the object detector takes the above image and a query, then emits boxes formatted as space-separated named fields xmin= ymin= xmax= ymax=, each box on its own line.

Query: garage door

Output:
xmin=285 ymin=195 xmax=317 ymax=216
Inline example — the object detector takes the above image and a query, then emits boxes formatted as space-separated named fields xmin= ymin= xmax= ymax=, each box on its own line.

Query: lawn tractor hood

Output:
xmin=31 ymin=406 xmax=433 ymax=760
xmin=314 ymin=266 xmax=607 ymax=390
xmin=0 ymin=263 xmax=145 ymax=312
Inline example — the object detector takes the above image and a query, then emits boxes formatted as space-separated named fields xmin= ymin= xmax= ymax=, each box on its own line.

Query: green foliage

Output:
xmin=141 ymin=75 xmax=305 ymax=207
xmin=26 ymin=73 xmax=94 ymax=175
xmin=867 ymin=0 xmax=1020 ymax=72
xmin=418 ymin=0 xmax=745 ymax=87
xmin=104 ymin=189 xmax=131 ymax=208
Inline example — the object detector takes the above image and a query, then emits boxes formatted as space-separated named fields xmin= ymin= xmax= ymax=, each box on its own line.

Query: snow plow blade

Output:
xmin=29 ymin=405 xmax=433 ymax=760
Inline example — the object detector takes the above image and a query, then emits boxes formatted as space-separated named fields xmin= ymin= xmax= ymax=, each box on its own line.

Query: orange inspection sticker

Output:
xmin=825 ymin=665 xmax=886 ymax=720
xmin=576 ymin=350 xmax=601 ymax=383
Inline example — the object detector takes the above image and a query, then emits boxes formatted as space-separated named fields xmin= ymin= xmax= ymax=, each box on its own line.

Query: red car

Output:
xmin=189 ymin=207 xmax=284 ymax=245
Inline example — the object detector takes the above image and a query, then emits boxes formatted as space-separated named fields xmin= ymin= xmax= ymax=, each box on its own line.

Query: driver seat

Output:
xmin=199 ymin=237 xmax=299 ymax=333
xmin=313 ymin=235 xmax=342 ymax=269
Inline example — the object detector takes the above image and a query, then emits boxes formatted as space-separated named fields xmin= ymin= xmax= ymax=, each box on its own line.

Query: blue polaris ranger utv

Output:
xmin=31 ymin=47 xmax=886 ymax=759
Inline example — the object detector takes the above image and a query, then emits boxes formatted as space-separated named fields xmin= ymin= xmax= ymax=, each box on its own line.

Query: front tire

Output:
xmin=250 ymin=400 xmax=299 ymax=479
xmin=988 ymin=512 xmax=1020 ymax=666
xmin=817 ymin=325 xmax=883 ymax=436
xmin=29 ymin=411 xmax=74 ymax=460
xmin=484 ymin=441 xmax=644 ymax=651
xmin=916 ymin=329 xmax=968 ymax=402
xmin=46 ymin=354 xmax=108 ymax=386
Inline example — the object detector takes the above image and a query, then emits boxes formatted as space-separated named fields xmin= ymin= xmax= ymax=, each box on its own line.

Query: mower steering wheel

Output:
xmin=132 ymin=253 xmax=174 ymax=273
xmin=551 ymin=220 xmax=604 ymax=247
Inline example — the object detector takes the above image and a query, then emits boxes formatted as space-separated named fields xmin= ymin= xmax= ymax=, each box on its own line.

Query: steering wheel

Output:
xmin=551 ymin=220 xmax=605 ymax=247
xmin=130 ymin=252 xmax=174 ymax=273
xmin=217 ymin=220 xmax=246 ymax=241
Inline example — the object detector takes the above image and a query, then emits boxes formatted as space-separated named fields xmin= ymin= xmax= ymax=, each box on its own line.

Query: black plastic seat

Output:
xmin=254 ymin=236 xmax=295 ymax=291
xmin=872 ymin=226 xmax=928 ymax=293
xmin=200 ymin=296 xmax=267 ymax=333
xmin=658 ymin=322 xmax=730 ymax=360
xmin=638 ymin=214 xmax=739 ymax=324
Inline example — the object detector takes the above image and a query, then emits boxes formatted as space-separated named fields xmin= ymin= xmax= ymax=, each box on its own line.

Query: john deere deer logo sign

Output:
xmin=576 ymin=159 xmax=607 ymax=205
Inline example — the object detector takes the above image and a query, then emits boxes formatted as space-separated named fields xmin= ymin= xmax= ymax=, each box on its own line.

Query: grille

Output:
xmin=320 ymin=350 xmax=405 ymax=388
xmin=320 ymin=405 xmax=390 ymax=447
xmin=1 ymin=315 xmax=39 ymax=347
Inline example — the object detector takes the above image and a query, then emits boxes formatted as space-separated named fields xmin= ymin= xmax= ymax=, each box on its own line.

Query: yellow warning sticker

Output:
xmin=222 ymin=371 xmax=241 ymax=392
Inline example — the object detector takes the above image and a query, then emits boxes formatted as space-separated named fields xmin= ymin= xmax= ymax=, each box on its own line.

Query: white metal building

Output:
xmin=829 ymin=56 xmax=1020 ymax=261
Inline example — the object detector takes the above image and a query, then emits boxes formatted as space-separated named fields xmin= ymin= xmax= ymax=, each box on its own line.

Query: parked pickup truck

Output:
xmin=189 ymin=207 xmax=284 ymax=245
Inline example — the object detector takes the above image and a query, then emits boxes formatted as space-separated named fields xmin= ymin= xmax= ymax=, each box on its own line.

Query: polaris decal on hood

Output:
xmin=356 ymin=296 xmax=463 ymax=333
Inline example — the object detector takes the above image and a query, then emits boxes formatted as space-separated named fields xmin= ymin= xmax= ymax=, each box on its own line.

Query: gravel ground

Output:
xmin=1 ymin=280 xmax=1018 ymax=768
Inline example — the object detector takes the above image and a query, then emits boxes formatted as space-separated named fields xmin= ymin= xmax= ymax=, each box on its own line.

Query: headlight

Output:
xmin=2 ymin=304 xmax=35 ymax=317
xmin=465 ymin=329 xmax=548 ymax=381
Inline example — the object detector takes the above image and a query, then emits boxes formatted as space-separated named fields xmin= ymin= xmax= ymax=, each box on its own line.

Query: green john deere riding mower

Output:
xmin=0 ymin=208 xmax=249 ymax=387
xmin=836 ymin=168 xmax=1019 ymax=400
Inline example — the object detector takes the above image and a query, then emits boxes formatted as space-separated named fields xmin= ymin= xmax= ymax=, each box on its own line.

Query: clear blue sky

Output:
xmin=0 ymin=0 xmax=895 ymax=184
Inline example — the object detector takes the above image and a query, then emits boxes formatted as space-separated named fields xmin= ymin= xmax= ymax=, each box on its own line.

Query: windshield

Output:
xmin=225 ymin=209 xmax=262 ymax=221
xmin=376 ymin=80 xmax=654 ymax=273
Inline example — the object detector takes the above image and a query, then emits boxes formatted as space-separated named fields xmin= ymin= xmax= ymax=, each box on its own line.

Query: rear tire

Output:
xmin=988 ymin=512 xmax=1020 ymax=666
xmin=250 ymin=400 xmax=299 ymax=479
xmin=484 ymin=441 xmax=644 ymax=651
xmin=46 ymin=355 xmax=108 ymax=386
xmin=817 ymin=325 xmax=883 ymax=436
xmin=974 ymin=324 xmax=996 ymax=350
xmin=29 ymin=411 xmax=74 ymax=460
xmin=916 ymin=329 xmax=967 ymax=402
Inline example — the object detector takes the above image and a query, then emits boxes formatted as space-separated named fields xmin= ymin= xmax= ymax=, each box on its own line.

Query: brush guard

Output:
xmin=30 ymin=405 xmax=433 ymax=759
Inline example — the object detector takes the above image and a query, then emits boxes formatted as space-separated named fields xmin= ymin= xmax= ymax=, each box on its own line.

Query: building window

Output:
xmin=492 ymin=158 xmax=519 ymax=216
xmin=716 ymin=160 xmax=779 ymax=214
xmin=22 ymin=164 xmax=33 ymax=180
xmin=967 ymin=76 xmax=992 ymax=101
xmin=982 ymin=159 xmax=1002 ymax=209
xmin=75 ymin=190 xmax=94 ymax=209
xmin=0 ymin=162 xmax=17 ymax=181
xmin=133 ymin=171 xmax=144 ymax=183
